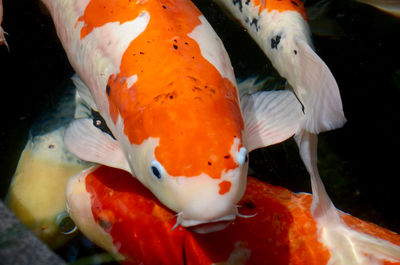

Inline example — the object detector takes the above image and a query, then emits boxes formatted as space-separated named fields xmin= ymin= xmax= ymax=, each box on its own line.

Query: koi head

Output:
xmin=117 ymin=83 xmax=248 ymax=233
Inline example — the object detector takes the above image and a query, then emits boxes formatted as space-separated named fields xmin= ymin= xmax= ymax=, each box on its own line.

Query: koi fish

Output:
xmin=66 ymin=165 xmax=400 ymax=264
xmin=42 ymin=0 xmax=310 ymax=231
xmin=0 ymin=0 xmax=8 ymax=48
xmin=356 ymin=0 xmax=400 ymax=18
xmin=6 ymin=80 xmax=92 ymax=249
xmin=214 ymin=0 xmax=346 ymax=135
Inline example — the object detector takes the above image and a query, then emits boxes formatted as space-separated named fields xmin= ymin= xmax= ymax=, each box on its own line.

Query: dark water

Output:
xmin=0 ymin=0 xmax=399 ymax=262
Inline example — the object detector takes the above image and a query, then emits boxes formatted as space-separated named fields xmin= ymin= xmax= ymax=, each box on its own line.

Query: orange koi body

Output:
xmin=42 ymin=0 xmax=249 ymax=231
xmin=67 ymin=165 xmax=400 ymax=265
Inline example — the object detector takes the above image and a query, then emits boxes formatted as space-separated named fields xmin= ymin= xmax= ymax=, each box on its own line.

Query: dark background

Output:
xmin=0 ymin=0 xmax=399 ymax=241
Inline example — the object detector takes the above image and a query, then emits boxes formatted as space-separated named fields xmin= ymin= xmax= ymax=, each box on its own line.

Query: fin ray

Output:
xmin=242 ymin=90 xmax=304 ymax=152
xmin=64 ymin=118 xmax=130 ymax=172
xmin=293 ymin=38 xmax=346 ymax=133
xmin=71 ymin=74 xmax=98 ymax=112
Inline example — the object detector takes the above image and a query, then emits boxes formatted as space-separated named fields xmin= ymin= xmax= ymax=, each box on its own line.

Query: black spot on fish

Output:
xmin=250 ymin=18 xmax=259 ymax=32
xmin=294 ymin=50 xmax=297 ymax=55
xmin=208 ymin=161 xmax=212 ymax=166
xmin=192 ymin=86 xmax=202 ymax=92
xmin=139 ymin=51 xmax=144 ymax=55
xmin=98 ymin=218 xmax=112 ymax=231
xmin=224 ymin=155 xmax=230 ymax=159
xmin=232 ymin=0 xmax=243 ymax=12
xmin=162 ymin=5 xmax=167 ymax=9
xmin=91 ymin=109 xmax=116 ymax=140
xmin=106 ymin=85 xmax=111 ymax=96
xmin=271 ymin=35 xmax=281 ymax=50
xmin=245 ymin=0 xmax=250 ymax=5
xmin=291 ymin=0 xmax=299 ymax=6
xmin=173 ymin=44 xmax=178 ymax=50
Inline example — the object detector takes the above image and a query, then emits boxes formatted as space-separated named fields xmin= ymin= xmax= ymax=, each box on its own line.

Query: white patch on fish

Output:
xmin=188 ymin=15 xmax=236 ymax=86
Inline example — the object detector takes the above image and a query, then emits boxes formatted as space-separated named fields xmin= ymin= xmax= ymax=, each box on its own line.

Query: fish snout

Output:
xmin=178 ymin=200 xmax=237 ymax=233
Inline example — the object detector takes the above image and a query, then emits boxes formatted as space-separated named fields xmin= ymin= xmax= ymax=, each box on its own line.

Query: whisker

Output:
xmin=170 ymin=212 xmax=183 ymax=232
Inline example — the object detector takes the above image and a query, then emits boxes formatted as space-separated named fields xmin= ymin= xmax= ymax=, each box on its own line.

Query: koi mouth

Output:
xmin=188 ymin=220 xmax=233 ymax=234
xmin=172 ymin=206 xmax=257 ymax=234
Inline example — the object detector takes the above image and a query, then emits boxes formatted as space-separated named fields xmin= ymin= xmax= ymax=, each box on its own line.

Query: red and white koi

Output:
xmin=66 ymin=165 xmax=400 ymax=265
xmin=214 ymin=0 xmax=346 ymax=135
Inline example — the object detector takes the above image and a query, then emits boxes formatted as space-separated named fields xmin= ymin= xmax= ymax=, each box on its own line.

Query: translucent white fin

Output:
xmin=294 ymin=130 xmax=335 ymax=217
xmin=237 ymin=76 xmax=268 ymax=98
xmin=74 ymin=91 xmax=92 ymax=119
xmin=293 ymin=38 xmax=346 ymax=133
xmin=71 ymin=74 xmax=98 ymax=112
xmin=293 ymin=37 xmax=346 ymax=133
xmin=294 ymin=130 xmax=400 ymax=264
xmin=64 ymin=118 xmax=130 ymax=172
xmin=241 ymin=90 xmax=304 ymax=152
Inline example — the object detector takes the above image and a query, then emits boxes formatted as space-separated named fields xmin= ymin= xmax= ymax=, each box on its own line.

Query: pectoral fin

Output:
xmin=71 ymin=74 xmax=98 ymax=112
xmin=64 ymin=119 xmax=130 ymax=172
xmin=241 ymin=89 xmax=304 ymax=152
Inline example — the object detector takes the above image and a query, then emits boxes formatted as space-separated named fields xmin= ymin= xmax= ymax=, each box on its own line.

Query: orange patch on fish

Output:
xmin=218 ymin=181 xmax=232 ymax=195
xmin=252 ymin=0 xmax=307 ymax=20
xmin=78 ymin=0 xmax=244 ymax=179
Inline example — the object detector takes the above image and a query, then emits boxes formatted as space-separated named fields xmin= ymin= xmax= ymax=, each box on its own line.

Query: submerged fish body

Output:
xmin=214 ymin=0 xmax=346 ymax=134
xmin=356 ymin=0 xmax=400 ymax=18
xmin=43 ymin=0 xmax=250 ymax=230
xmin=66 ymin=165 xmax=400 ymax=265
xmin=6 ymin=83 xmax=92 ymax=249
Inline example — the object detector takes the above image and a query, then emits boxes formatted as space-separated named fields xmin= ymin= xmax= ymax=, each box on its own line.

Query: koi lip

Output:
xmin=176 ymin=213 xmax=236 ymax=234
xmin=187 ymin=220 xmax=233 ymax=234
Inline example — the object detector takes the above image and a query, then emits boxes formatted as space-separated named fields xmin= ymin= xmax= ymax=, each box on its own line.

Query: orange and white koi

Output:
xmin=0 ymin=0 xmax=8 ymax=48
xmin=41 ymin=0 xmax=329 ymax=232
xmin=214 ymin=0 xmax=346 ymax=135
xmin=66 ymin=165 xmax=400 ymax=265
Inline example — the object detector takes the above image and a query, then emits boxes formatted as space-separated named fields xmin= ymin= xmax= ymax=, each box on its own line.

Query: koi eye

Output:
xmin=238 ymin=147 xmax=248 ymax=165
xmin=151 ymin=160 xmax=165 ymax=179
